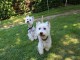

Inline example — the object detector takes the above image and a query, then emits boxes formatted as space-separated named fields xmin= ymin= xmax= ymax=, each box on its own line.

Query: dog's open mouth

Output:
xmin=39 ymin=32 xmax=48 ymax=41
xmin=40 ymin=35 xmax=48 ymax=41
xmin=40 ymin=34 xmax=45 ymax=38
xmin=40 ymin=34 xmax=45 ymax=37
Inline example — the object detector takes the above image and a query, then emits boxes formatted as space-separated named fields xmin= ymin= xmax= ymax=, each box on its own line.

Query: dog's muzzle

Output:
xmin=27 ymin=21 xmax=29 ymax=23
xmin=41 ymin=36 xmax=48 ymax=41
xmin=39 ymin=32 xmax=48 ymax=41
xmin=40 ymin=32 xmax=42 ymax=35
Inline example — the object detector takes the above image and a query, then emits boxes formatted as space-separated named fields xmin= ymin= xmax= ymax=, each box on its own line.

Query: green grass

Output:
xmin=0 ymin=13 xmax=80 ymax=60
xmin=0 ymin=5 xmax=80 ymax=60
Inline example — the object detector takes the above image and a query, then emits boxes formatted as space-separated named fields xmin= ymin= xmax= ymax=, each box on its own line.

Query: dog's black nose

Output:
xmin=40 ymin=32 xmax=43 ymax=35
xmin=27 ymin=21 xmax=29 ymax=23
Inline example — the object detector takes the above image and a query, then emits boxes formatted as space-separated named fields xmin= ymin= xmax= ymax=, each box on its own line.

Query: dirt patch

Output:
xmin=35 ymin=10 xmax=80 ymax=21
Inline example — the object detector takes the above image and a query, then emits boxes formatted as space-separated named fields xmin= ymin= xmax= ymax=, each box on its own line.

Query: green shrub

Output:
xmin=0 ymin=0 xmax=25 ymax=21
xmin=0 ymin=0 xmax=15 ymax=20
xmin=68 ymin=0 xmax=80 ymax=5
xmin=0 ymin=0 xmax=80 ymax=20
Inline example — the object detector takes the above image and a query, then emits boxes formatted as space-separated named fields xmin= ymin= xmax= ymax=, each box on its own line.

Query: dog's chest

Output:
xmin=42 ymin=40 xmax=49 ymax=47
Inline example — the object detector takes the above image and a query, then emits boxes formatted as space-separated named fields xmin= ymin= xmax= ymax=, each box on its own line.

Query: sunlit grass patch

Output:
xmin=46 ymin=53 xmax=62 ymax=60
xmin=61 ymin=34 xmax=79 ymax=45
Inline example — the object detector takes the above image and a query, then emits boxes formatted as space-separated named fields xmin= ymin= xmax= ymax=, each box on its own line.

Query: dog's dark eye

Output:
xmin=39 ymin=28 xmax=41 ymax=30
xmin=30 ymin=19 xmax=31 ymax=21
xmin=44 ymin=28 xmax=46 ymax=30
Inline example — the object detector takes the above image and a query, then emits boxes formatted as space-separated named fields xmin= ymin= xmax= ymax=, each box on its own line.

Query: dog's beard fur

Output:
xmin=39 ymin=33 xmax=48 ymax=41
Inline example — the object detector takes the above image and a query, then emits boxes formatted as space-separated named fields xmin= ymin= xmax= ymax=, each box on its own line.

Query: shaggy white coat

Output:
xmin=36 ymin=21 xmax=52 ymax=55
xmin=25 ymin=16 xmax=37 ymax=41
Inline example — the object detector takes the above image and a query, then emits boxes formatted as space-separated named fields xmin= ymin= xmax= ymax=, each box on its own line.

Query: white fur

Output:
xmin=25 ymin=16 xmax=37 ymax=41
xmin=36 ymin=21 xmax=52 ymax=55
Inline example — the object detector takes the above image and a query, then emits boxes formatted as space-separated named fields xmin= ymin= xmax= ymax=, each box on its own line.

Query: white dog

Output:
xmin=36 ymin=21 xmax=52 ymax=55
xmin=25 ymin=16 xmax=37 ymax=41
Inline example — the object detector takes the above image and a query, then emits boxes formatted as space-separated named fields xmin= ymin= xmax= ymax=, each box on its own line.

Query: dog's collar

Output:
xmin=28 ymin=25 xmax=33 ymax=30
xmin=42 ymin=36 xmax=48 ymax=41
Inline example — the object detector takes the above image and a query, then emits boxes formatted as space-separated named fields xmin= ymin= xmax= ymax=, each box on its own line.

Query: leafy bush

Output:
xmin=0 ymin=0 xmax=25 ymax=21
xmin=68 ymin=0 xmax=80 ymax=5
xmin=0 ymin=0 xmax=14 ymax=20
xmin=0 ymin=0 xmax=80 ymax=20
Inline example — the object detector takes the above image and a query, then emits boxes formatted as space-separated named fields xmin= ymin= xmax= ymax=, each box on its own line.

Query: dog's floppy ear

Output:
xmin=45 ymin=21 xmax=50 ymax=28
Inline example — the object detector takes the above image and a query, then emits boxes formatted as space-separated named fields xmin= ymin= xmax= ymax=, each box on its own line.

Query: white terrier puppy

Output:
xmin=36 ymin=21 xmax=52 ymax=55
xmin=25 ymin=16 xmax=37 ymax=41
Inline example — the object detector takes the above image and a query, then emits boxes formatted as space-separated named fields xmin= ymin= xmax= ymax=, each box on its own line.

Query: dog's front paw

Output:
xmin=38 ymin=50 xmax=44 ymax=55
xmin=28 ymin=37 xmax=34 ymax=41
xmin=45 ymin=48 xmax=50 ymax=51
xmin=38 ymin=47 xmax=44 ymax=55
xmin=30 ymin=39 xmax=34 ymax=41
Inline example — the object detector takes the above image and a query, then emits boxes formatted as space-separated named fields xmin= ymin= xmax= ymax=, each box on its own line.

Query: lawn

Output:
xmin=0 ymin=5 xmax=80 ymax=60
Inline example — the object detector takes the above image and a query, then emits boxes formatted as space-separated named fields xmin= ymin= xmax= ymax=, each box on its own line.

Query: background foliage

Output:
xmin=0 ymin=0 xmax=80 ymax=20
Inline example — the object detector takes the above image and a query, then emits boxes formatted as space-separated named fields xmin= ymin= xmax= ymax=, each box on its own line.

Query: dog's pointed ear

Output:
xmin=32 ymin=16 xmax=34 ymax=19
xmin=31 ymin=16 xmax=34 ymax=21
xmin=24 ymin=16 xmax=29 ymax=20
xmin=36 ymin=22 xmax=41 ymax=26
xmin=26 ymin=16 xmax=29 ymax=18
xmin=45 ymin=21 xmax=50 ymax=28
xmin=27 ymin=15 xmax=29 ymax=17
xmin=25 ymin=18 xmax=27 ymax=23
xmin=23 ymin=17 xmax=27 ymax=23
